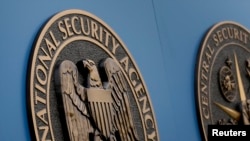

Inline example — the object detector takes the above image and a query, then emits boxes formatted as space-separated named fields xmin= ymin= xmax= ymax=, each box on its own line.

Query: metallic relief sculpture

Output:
xmin=56 ymin=58 xmax=138 ymax=140
xmin=196 ymin=21 xmax=250 ymax=141
xmin=219 ymin=58 xmax=236 ymax=103
xmin=27 ymin=9 xmax=159 ymax=141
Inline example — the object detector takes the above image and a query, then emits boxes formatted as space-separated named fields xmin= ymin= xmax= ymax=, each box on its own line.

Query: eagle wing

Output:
xmin=56 ymin=60 xmax=92 ymax=140
xmin=100 ymin=58 xmax=139 ymax=141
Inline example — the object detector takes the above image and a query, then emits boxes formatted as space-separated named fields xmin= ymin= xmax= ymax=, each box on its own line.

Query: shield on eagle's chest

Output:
xmin=86 ymin=88 xmax=113 ymax=138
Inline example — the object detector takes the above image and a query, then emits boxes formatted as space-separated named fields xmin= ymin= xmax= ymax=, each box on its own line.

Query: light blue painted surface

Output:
xmin=0 ymin=0 xmax=250 ymax=141
xmin=153 ymin=1 xmax=250 ymax=140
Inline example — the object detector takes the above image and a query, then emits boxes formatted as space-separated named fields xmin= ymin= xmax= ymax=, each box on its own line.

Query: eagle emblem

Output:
xmin=27 ymin=9 xmax=159 ymax=141
xmin=55 ymin=58 xmax=138 ymax=141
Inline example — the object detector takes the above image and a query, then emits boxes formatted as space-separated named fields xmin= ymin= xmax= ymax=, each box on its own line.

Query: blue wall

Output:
xmin=1 ymin=1 xmax=250 ymax=141
xmin=153 ymin=1 xmax=250 ymax=140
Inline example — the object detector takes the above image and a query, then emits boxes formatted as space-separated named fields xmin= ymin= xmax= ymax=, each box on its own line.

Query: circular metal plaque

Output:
xmin=27 ymin=9 xmax=159 ymax=141
xmin=196 ymin=21 xmax=250 ymax=141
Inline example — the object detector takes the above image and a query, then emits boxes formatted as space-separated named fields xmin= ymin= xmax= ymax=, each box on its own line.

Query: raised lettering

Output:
xmin=37 ymin=108 xmax=48 ymax=124
xmin=58 ymin=20 xmax=67 ymax=40
xmin=71 ymin=16 xmax=81 ymax=35
xmin=129 ymin=68 xmax=139 ymax=86
xmin=201 ymin=82 xmax=207 ymax=95
xmin=120 ymin=56 xmax=129 ymax=72
xmin=202 ymin=61 xmax=209 ymax=73
xmin=35 ymin=91 xmax=46 ymax=105
xmin=148 ymin=131 xmax=156 ymax=141
xmin=80 ymin=17 xmax=90 ymax=35
xmin=135 ymin=83 xmax=144 ymax=98
xmin=91 ymin=20 xmax=99 ymax=40
xmin=38 ymin=47 xmax=51 ymax=70
xmin=213 ymin=34 xmax=219 ymax=46
xmin=222 ymin=28 xmax=228 ymax=40
xmin=36 ymin=65 xmax=47 ymax=86
xmin=49 ymin=31 xmax=60 ymax=47
xmin=234 ymin=28 xmax=240 ymax=40
xmin=139 ymin=96 xmax=150 ymax=114
xmin=44 ymin=38 xmax=57 ymax=57
xmin=111 ymin=37 xmax=120 ymax=55
xmin=38 ymin=126 xmax=51 ymax=141
xmin=64 ymin=17 xmax=74 ymax=37
xmin=216 ymin=30 xmax=223 ymax=43
xmin=35 ymin=83 xmax=46 ymax=94
xmin=104 ymin=29 xmax=111 ymax=47
xmin=145 ymin=114 xmax=154 ymax=129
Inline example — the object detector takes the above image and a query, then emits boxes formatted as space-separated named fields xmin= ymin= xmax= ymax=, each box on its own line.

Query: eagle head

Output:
xmin=82 ymin=59 xmax=103 ymax=88
xmin=82 ymin=59 xmax=96 ymax=72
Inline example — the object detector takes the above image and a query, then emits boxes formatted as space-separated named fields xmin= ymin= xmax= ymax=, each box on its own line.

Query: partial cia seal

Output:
xmin=196 ymin=21 xmax=250 ymax=141
xmin=27 ymin=9 xmax=159 ymax=141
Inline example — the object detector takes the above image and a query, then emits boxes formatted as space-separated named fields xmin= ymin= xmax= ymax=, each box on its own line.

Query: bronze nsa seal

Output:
xmin=27 ymin=9 xmax=159 ymax=141
xmin=196 ymin=21 xmax=250 ymax=140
